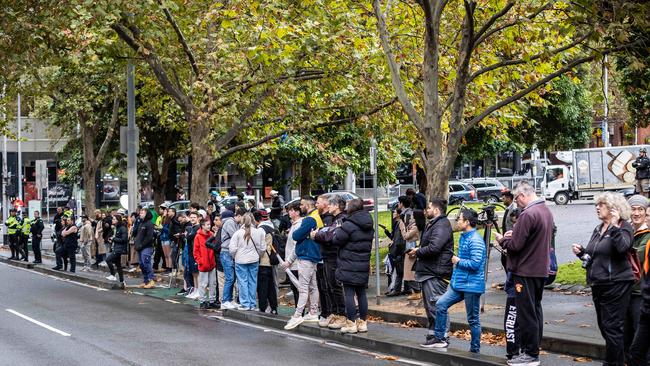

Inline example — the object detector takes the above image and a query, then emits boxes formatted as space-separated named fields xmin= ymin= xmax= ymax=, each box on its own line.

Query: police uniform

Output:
xmin=5 ymin=213 xmax=21 ymax=259
xmin=31 ymin=216 xmax=44 ymax=263
xmin=20 ymin=216 xmax=31 ymax=261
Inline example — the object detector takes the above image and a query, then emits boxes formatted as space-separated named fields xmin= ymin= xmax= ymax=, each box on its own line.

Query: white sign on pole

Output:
xmin=369 ymin=141 xmax=377 ymax=176
xmin=35 ymin=160 xmax=48 ymax=199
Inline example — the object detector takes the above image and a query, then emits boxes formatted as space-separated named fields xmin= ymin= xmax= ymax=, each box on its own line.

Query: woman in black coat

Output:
xmin=332 ymin=199 xmax=374 ymax=334
xmin=572 ymin=192 xmax=635 ymax=366
xmin=106 ymin=214 xmax=128 ymax=288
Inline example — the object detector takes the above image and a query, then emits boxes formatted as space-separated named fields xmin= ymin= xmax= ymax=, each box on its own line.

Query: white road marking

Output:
xmin=6 ymin=309 xmax=71 ymax=337
xmin=0 ymin=262 xmax=108 ymax=291
xmin=207 ymin=315 xmax=428 ymax=365
xmin=165 ymin=299 xmax=180 ymax=304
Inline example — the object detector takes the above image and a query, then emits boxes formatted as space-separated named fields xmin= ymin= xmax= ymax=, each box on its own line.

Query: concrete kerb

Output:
xmin=367 ymin=309 xmax=606 ymax=360
xmin=0 ymin=257 xmax=122 ymax=290
xmin=0 ymin=256 xmax=605 ymax=361
xmin=221 ymin=308 xmax=506 ymax=366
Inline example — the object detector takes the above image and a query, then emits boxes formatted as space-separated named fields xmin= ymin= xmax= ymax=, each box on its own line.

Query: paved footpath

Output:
xmin=0 ymin=247 xmax=604 ymax=365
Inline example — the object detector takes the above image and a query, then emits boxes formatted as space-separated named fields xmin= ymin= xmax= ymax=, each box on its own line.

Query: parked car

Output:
xmin=386 ymin=181 xmax=477 ymax=210
xmin=220 ymin=195 xmax=256 ymax=209
xmin=461 ymin=178 xmax=508 ymax=203
xmin=168 ymin=200 xmax=191 ymax=215
xmin=283 ymin=191 xmax=375 ymax=212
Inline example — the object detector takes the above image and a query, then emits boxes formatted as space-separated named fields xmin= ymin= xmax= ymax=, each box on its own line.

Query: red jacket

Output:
xmin=193 ymin=229 xmax=216 ymax=272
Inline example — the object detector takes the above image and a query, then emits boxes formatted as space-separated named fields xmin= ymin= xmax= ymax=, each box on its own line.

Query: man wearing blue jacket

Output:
xmin=282 ymin=196 xmax=322 ymax=330
xmin=430 ymin=208 xmax=486 ymax=353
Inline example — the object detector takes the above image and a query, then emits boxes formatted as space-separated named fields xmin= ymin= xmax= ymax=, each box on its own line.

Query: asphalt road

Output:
xmin=0 ymin=263 xmax=406 ymax=366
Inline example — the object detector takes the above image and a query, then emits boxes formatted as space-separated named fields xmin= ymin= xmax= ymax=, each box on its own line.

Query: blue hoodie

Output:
xmin=291 ymin=216 xmax=322 ymax=263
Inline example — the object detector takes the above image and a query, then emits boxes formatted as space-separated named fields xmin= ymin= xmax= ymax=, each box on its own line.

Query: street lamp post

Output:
xmin=370 ymin=138 xmax=380 ymax=305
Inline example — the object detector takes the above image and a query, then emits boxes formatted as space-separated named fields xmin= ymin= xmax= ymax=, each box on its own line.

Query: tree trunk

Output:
xmin=148 ymin=149 xmax=173 ymax=208
xmin=299 ymin=161 xmax=312 ymax=196
xmin=421 ymin=132 xmax=462 ymax=201
xmin=82 ymin=166 xmax=97 ymax=214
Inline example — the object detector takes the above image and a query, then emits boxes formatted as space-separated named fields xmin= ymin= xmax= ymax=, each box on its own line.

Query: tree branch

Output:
xmin=473 ymin=2 xmax=552 ymax=50
xmin=214 ymin=98 xmax=397 ymax=162
xmin=469 ymin=32 xmax=592 ymax=82
xmin=94 ymin=89 xmax=121 ymax=167
xmin=473 ymin=1 xmax=515 ymax=43
xmin=372 ymin=0 xmax=424 ymax=130
xmin=467 ymin=54 xmax=595 ymax=128
xmin=158 ymin=0 xmax=200 ymax=78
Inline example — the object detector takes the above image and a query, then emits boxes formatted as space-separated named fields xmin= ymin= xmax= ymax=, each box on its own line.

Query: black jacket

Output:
xmin=61 ymin=225 xmax=78 ymax=250
xmin=332 ymin=210 xmax=374 ymax=286
xmin=185 ymin=224 xmax=200 ymax=255
xmin=270 ymin=195 xmax=285 ymax=219
xmin=642 ymin=264 xmax=650 ymax=314
xmin=314 ymin=212 xmax=346 ymax=260
xmin=53 ymin=212 xmax=64 ymax=233
xmin=30 ymin=218 xmax=44 ymax=237
xmin=388 ymin=217 xmax=407 ymax=261
xmin=102 ymin=216 xmax=113 ymax=241
xmin=112 ymin=225 xmax=129 ymax=255
xmin=577 ymin=220 xmax=635 ymax=286
xmin=633 ymin=155 xmax=650 ymax=180
xmin=415 ymin=215 xmax=454 ymax=280
xmin=134 ymin=211 xmax=155 ymax=251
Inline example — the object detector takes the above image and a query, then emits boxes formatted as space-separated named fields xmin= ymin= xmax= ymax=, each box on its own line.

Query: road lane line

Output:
xmin=6 ymin=309 xmax=71 ymax=337
xmin=0 ymin=262 xmax=108 ymax=291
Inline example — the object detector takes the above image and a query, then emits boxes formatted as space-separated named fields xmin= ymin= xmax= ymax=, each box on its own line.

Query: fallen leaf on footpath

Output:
xmin=553 ymin=319 xmax=566 ymax=323
xmin=565 ymin=312 xmax=576 ymax=315
xmin=400 ymin=320 xmax=421 ymax=328
xmin=539 ymin=351 xmax=549 ymax=355
xmin=578 ymin=324 xmax=591 ymax=328
xmin=366 ymin=315 xmax=383 ymax=322
xmin=574 ymin=357 xmax=592 ymax=362
xmin=375 ymin=356 xmax=399 ymax=361
xmin=559 ymin=355 xmax=573 ymax=359
xmin=583 ymin=303 xmax=593 ymax=308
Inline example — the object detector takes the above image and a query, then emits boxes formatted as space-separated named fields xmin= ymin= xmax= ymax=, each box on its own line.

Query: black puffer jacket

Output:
xmin=314 ymin=212 xmax=346 ymax=260
xmin=134 ymin=211 xmax=155 ymax=251
xmin=415 ymin=215 xmax=454 ymax=280
xmin=577 ymin=220 xmax=635 ymax=286
xmin=112 ymin=224 xmax=129 ymax=255
xmin=332 ymin=210 xmax=374 ymax=286
xmin=632 ymin=155 xmax=650 ymax=180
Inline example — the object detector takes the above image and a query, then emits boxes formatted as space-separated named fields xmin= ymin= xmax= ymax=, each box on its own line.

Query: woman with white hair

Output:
xmin=572 ymin=192 xmax=635 ymax=366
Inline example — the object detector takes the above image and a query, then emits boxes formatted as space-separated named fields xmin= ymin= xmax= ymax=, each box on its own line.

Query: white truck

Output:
xmin=542 ymin=145 xmax=650 ymax=205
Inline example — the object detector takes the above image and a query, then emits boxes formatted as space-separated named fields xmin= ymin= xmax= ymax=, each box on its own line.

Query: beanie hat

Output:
xmin=221 ymin=209 xmax=234 ymax=219
xmin=628 ymin=194 xmax=648 ymax=209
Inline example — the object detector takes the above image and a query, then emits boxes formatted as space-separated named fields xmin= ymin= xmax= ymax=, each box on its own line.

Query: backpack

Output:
xmin=545 ymin=225 xmax=559 ymax=286
xmin=261 ymin=224 xmax=287 ymax=260
xmin=628 ymin=249 xmax=642 ymax=283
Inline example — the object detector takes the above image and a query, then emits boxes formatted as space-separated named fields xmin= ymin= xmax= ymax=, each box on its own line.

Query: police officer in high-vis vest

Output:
xmin=5 ymin=208 xmax=22 ymax=260
xmin=31 ymin=210 xmax=44 ymax=264
xmin=20 ymin=213 xmax=31 ymax=262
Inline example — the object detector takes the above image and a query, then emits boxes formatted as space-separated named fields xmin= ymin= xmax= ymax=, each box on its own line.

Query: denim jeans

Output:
xmin=435 ymin=287 xmax=482 ymax=353
xmin=221 ymin=252 xmax=236 ymax=303
xmin=235 ymin=262 xmax=258 ymax=309
xmin=139 ymin=247 xmax=154 ymax=283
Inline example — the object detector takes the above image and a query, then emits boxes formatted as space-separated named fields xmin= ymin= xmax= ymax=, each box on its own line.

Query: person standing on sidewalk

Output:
xmin=79 ymin=215 xmax=94 ymax=271
xmin=255 ymin=210 xmax=279 ymax=314
xmin=134 ymin=209 xmax=156 ymax=289
xmin=625 ymin=195 xmax=650 ymax=363
xmin=284 ymin=202 xmax=303 ymax=308
xmin=105 ymin=214 xmax=127 ymax=288
xmin=283 ymin=197 xmax=323 ymax=330
xmin=628 ymin=230 xmax=650 ymax=365
xmin=19 ymin=213 xmax=30 ymax=261
xmin=409 ymin=198 xmax=454 ymax=348
xmin=230 ymin=212 xmax=266 ymax=311
xmin=183 ymin=212 xmax=201 ymax=299
xmin=194 ymin=218 xmax=218 ymax=310
xmin=313 ymin=194 xmax=347 ymax=329
xmin=61 ymin=216 xmax=79 ymax=273
xmin=314 ymin=194 xmax=334 ymax=326
xmin=632 ymin=148 xmax=650 ymax=198
xmin=331 ymin=198 xmax=374 ymax=334
xmin=428 ymin=208 xmax=486 ymax=353
xmin=30 ymin=210 xmax=44 ymax=264
xmin=6 ymin=208 xmax=21 ymax=260
xmin=572 ymin=193 xmax=635 ymax=366
xmin=495 ymin=181 xmax=554 ymax=366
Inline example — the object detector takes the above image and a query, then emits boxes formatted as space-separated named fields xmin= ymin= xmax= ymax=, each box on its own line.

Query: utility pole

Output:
xmin=17 ymin=93 xmax=23 ymax=202
xmin=602 ymin=55 xmax=610 ymax=147
xmin=370 ymin=139 xmax=380 ymax=305
xmin=2 ymin=84 xmax=7 ymax=244
xmin=127 ymin=61 xmax=139 ymax=214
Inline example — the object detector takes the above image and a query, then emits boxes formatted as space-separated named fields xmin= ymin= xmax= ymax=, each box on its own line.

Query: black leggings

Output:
xmin=106 ymin=253 xmax=124 ymax=282
xmin=343 ymin=284 xmax=367 ymax=321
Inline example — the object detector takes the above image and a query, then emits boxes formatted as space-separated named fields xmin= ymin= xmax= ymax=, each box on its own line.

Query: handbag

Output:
xmin=267 ymin=249 xmax=280 ymax=266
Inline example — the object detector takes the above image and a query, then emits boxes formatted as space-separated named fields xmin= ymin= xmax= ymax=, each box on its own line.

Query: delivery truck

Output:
xmin=542 ymin=145 xmax=650 ymax=205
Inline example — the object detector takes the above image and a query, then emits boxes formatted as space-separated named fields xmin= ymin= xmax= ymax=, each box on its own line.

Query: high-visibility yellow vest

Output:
xmin=21 ymin=217 xmax=31 ymax=235
xmin=6 ymin=216 xmax=21 ymax=235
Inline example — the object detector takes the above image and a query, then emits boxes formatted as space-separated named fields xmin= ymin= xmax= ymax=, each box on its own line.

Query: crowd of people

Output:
xmin=3 ymin=180 xmax=650 ymax=366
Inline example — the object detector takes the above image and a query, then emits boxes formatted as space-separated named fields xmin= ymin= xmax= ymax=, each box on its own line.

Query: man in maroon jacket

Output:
xmin=495 ymin=181 xmax=554 ymax=366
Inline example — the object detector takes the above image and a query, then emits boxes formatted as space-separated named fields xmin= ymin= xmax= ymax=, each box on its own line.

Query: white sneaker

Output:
xmin=105 ymin=275 xmax=117 ymax=281
xmin=236 ymin=304 xmax=248 ymax=310
xmin=99 ymin=262 xmax=108 ymax=268
xmin=284 ymin=316 xmax=304 ymax=330
xmin=221 ymin=301 xmax=237 ymax=310
xmin=303 ymin=313 xmax=320 ymax=323
xmin=186 ymin=289 xmax=200 ymax=300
